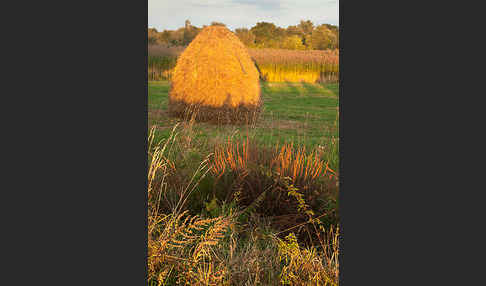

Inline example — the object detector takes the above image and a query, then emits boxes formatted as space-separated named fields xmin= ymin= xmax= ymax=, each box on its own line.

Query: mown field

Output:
xmin=149 ymin=81 xmax=339 ymax=168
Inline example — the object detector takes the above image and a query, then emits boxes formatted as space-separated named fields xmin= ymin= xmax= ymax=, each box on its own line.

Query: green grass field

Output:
xmin=149 ymin=81 xmax=339 ymax=152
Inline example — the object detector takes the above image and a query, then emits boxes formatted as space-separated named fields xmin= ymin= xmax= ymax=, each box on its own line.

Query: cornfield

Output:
xmin=148 ymin=45 xmax=339 ymax=83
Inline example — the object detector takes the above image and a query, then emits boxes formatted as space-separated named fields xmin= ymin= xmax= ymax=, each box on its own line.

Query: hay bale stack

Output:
xmin=168 ymin=26 xmax=261 ymax=124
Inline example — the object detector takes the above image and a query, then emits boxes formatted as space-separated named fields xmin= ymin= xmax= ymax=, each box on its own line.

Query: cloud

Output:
xmin=231 ymin=0 xmax=283 ymax=11
xmin=188 ymin=0 xmax=230 ymax=8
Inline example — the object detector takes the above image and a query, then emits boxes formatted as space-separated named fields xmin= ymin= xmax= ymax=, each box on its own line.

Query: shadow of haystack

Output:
xmin=168 ymin=26 xmax=262 ymax=125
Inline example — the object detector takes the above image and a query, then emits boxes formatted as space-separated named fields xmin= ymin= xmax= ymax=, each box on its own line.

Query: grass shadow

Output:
xmin=285 ymin=81 xmax=302 ymax=96
xmin=301 ymin=82 xmax=320 ymax=95
xmin=260 ymin=81 xmax=271 ymax=96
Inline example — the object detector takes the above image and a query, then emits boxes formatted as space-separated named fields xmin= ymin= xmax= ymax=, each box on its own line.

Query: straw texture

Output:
xmin=168 ymin=26 xmax=261 ymax=124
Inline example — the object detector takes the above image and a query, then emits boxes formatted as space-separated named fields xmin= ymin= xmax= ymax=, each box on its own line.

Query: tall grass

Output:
xmin=149 ymin=56 xmax=177 ymax=81
xmin=148 ymin=46 xmax=184 ymax=81
xmin=147 ymin=124 xmax=340 ymax=285
xmin=148 ymin=45 xmax=339 ymax=83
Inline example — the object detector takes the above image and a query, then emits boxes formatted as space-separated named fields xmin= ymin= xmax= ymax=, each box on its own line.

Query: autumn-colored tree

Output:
xmin=148 ymin=28 xmax=159 ymax=44
xmin=183 ymin=20 xmax=201 ymax=45
xmin=211 ymin=21 xmax=226 ymax=26
xmin=159 ymin=30 xmax=171 ymax=45
xmin=298 ymin=20 xmax=314 ymax=35
xmin=311 ymin=24 xmax=338 ymax=50
xmin=169 ymin=28 xmax=185 ymax=46
xmin=286 ymin=25 xmax=303 ymax=37
xmin=281 ymin=35 xmax=306 ymax=50
xmin=323 ymin=24 xmax=339 ymax=33
xmin=148 ymin=20 xmax=338 ymax=50
xmin=250 ymin=22 xmax=282 ymax=47
xmin=303 ymin=34 xmax=313 ymax=49
xmin=235 ymin=28 xmax=256 ymax=47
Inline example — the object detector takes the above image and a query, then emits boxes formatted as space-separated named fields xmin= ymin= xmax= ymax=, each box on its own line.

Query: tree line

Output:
xmin=148 ymin=20 xmax=338 ymax=50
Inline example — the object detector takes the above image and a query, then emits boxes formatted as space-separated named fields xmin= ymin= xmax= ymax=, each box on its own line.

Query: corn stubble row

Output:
xmin=148 ymin=46 xmax=339 ymax=83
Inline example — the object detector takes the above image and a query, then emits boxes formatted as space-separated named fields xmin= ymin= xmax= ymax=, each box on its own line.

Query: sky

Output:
xmin=148 ymin=0 xmax=339 ymax=31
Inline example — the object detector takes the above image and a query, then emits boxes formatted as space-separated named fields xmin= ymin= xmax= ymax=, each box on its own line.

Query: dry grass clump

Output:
xmin=168 ymin=26 xmax=261 ymax=124
xmin=148 ymin=126 xmax=232 ymax=285
xmin=147 ymin=125 xmax=340 ymax=285
xmin=209 ymin=136 xmax=339 ymax=245
xmin=148 ymin=210 xmax=233 ymax=285
xmin=277 ymin=229 xmax=339 ymax=286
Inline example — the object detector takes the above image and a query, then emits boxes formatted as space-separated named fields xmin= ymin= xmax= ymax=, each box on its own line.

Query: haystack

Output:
xmin=168 ymin=26 xmax=261 ymax=124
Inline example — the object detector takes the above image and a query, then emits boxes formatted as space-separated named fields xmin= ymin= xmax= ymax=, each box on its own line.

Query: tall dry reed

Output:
xmin=148 ymin=45 xmax=339 ymax=83
xmin=249 ymin=48 xmax=339 ymax=83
